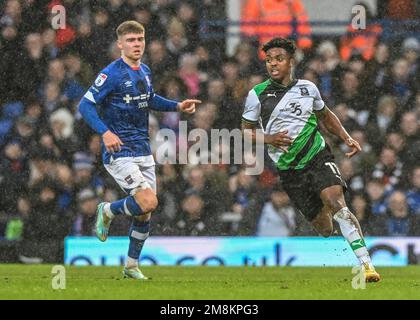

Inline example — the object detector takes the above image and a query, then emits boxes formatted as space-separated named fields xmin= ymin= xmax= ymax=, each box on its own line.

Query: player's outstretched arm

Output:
xmin=315 ymin=106 xmax=362 ymax=158
xmin=149 ymin=94 xmax=201 ymax=114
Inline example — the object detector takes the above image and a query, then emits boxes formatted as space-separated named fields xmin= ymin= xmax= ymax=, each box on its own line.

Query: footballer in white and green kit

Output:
xmin=242 ymin=37 xmax=380 ymax=282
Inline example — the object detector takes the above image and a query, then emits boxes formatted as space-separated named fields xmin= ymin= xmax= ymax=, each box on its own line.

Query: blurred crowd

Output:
xmin=0 ymin=0 xmax=420 ymax=261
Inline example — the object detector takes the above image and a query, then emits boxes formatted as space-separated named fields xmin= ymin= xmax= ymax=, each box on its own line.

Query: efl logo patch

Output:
xmin=300 ymin=87 xmax=309 ymax=96
xmin=125 ymin=175 xmax=134 ymax=185
xmin=95 ymin=73 xmax=107 ymax=87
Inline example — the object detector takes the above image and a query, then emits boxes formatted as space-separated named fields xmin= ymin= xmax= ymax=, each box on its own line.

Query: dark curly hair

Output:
xmin=262 ymin=37 xmax=296 ymax=56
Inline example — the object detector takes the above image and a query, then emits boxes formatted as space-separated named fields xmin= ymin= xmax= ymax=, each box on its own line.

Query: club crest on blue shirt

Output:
xmin=95 ymin=73 xmax=108 ymax=87
xmin=300 ymin=87 xmax=309 ymax=96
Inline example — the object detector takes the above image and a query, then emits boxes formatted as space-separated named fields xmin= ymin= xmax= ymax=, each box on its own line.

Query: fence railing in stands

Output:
xmin=199 ymin=19 xmax=420 ymax=40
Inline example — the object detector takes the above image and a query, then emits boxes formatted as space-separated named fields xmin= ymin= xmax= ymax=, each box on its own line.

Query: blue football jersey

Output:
xmin=81 ymin=58 xmax=170 ymax=164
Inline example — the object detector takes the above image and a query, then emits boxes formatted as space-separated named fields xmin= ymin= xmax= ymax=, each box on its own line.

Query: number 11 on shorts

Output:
xmin=325 ymin=162 xmax=341 ymax=179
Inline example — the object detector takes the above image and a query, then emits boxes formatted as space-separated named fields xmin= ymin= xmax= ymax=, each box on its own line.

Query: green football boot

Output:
xmin=95 ymin=202 xmax=112 ymax=242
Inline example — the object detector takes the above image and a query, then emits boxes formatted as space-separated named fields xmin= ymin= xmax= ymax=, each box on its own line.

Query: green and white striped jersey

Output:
xmin=242 ymin=78 xmax=326 ymax=171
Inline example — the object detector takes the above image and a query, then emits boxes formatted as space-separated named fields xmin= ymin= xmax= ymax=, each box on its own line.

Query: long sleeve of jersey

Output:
xmin=78 ymin=72 xmax=115 ymax=135
xmin=78 ymin=99 xmax=109 ymax=135
xmin=149 ymin=93 xmax=179 ymax=112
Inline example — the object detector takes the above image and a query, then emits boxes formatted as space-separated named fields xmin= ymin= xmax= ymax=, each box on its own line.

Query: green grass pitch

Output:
xmin=0 ymin=265 xmax=419 ymax=300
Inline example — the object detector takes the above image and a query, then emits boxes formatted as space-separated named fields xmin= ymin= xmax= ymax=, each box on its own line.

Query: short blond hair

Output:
xmin=116 ymin=20 xmax=145 ymax=38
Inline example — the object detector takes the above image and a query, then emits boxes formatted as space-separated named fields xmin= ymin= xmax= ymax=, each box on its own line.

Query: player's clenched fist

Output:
xmin=177 ymin=99 xmax=202 ymax=114
xmin=102 ymin=130 xmax=124 ymax=153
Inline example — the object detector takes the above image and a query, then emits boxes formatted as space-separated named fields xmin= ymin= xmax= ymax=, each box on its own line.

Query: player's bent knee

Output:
xmin=134 ymin=190 xmax=158 ymax=214
xmin=324 ymin=196 xmax=345 ymax=213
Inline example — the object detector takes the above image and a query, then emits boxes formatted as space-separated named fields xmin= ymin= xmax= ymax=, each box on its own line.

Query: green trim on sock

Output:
xmin=350 ymin=238 xmax=366 ymax=251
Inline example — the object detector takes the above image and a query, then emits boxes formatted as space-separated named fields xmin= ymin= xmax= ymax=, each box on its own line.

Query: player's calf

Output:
xmin=126 ymin=216 xmax=151 ymax=270
xmin=311 ymin=215 xmax=333 ymax=237
xmin=103 ymin=188 xmax=157 ymax=218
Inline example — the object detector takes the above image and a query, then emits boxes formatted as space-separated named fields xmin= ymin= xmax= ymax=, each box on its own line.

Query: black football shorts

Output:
xmin=277 ymin=147 xmax=347 ymax=221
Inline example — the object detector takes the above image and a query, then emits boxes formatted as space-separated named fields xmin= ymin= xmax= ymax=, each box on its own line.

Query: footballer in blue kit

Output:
xmin=78 ymin=21 xmax=201 ymax=279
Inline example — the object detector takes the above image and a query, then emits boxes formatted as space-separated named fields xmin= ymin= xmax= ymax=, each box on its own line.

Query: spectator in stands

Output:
xmin=407 ymin=166 xmax=420 ymax=215
xmin=131 ymin=3 xmax=165 ymax=42
xmin=62 ymin=51 xmax=94 ymax=89
xmin=241 ymin=0 xmax=312 ymax=58
xmin=331 ymin=103 xmax=358 ymax=134
xmin=333 ymin=70 xmax=369 ymax=125
xmin=176 ymin=1 xmax=200 ymax=49
xmin=192 ymin=102 xmax=217 ymax=134
xmin=370 ymin=190 xmax=420 ymax=236
xmin=174 ymin=193 xmax=211 ymax=236
xmin=350 ymin=193 xmax=372 ymax=235
xmin=401 ymin=37 xmax=420 ymax=77
xmin=339 ymin=3 xmax=382 ymax=62
xmin=365 ymin=42 xmax=390 ymax=92
xmin=56 ymin=164 xmax=74 ymax=212
xmin=385 ymin=131 xmax=406 ymax=156
xmin=178 ymin=53 xmax=201 ymax=97
xmin=366 ymin=95 xmax=399 ymax=152
xmin=23 ymin=98 xmax=45 ymax=131
xmin=166 ymin=16 xmax=190 ymax=64
xmin=256 ymin=185 xmax=296 ymax=236
xmin=338 ymin=158 xmax=365 ymax=197
xmin=366 ymin=178 xmax=389 ymax=216
xmin=72 ymin=188 xmax=99 ymax=236
xmin=152 ymin=173 xmax=179 ymax=236
xmin=399 ymin=111 xmax=420 ymax=171
xmin=182 ymin=167 xmax=214 ymax=215
xmin=0 ymin=140 xmax=29 ymax=211
xmin=347 ymin=130 xmax=376 ymax=173
xmin=72 ymin=151 xmax=104 ymax=197
xmin=19 ymin=33 xmax=48 ymax=98
xmin=12 ymin=116 xmax=37 ymax=151
xmin=145 ymin=39 xmax=177 ymax=83
xmin=371 ymin=147 xmax=403 ymax=192
xmin=234 ymin=41 xmax=263 ymax=77
xmin=383 ymin=58 xmax=415 ymax=107
xmin=230 ymin=168 xmax=263 ymax=235
xmin=377 ymin=0 xmax=420 ymax=20
xmin=22 ymin=178 xmax=71 ymax=262
xmin=49 ymin=108 xmax=78 ymax=164
xmin=29 ymin=146 xmax=57 ymax=186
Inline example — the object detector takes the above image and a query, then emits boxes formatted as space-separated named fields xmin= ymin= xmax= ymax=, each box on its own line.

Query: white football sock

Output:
xmin=103 ymin=203 xmax=114 ymax=219
xmin=126 ymin=256 xmax=138 ymax=269
xmin=333 ymin=207 xmax=373 ymax=269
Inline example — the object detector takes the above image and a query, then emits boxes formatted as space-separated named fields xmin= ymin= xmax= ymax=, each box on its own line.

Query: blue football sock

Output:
xmin=128 ymin=219 xmax=150 ymax=260
xmin=110 ymin=196 xmax=144 ymax=216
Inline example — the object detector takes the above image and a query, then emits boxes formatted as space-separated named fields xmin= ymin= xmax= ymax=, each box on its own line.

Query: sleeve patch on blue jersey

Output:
xmin=95 ymin=73 xmax=108 ymax=87
xmin=84 ymin=91 xmax=96 ymax=103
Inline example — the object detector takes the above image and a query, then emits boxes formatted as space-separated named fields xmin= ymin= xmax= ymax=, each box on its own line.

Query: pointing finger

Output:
xmin=186 ymin=99 xmax=202 ymax=104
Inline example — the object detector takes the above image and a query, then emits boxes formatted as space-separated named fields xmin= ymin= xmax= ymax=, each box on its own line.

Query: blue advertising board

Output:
xmin=64 ymin=237 xmax=420 ymax=266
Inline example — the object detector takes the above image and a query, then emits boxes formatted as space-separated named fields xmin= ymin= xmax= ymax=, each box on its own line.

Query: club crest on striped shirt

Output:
xmin=300 ymin=87 xmax=309 ymax=96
